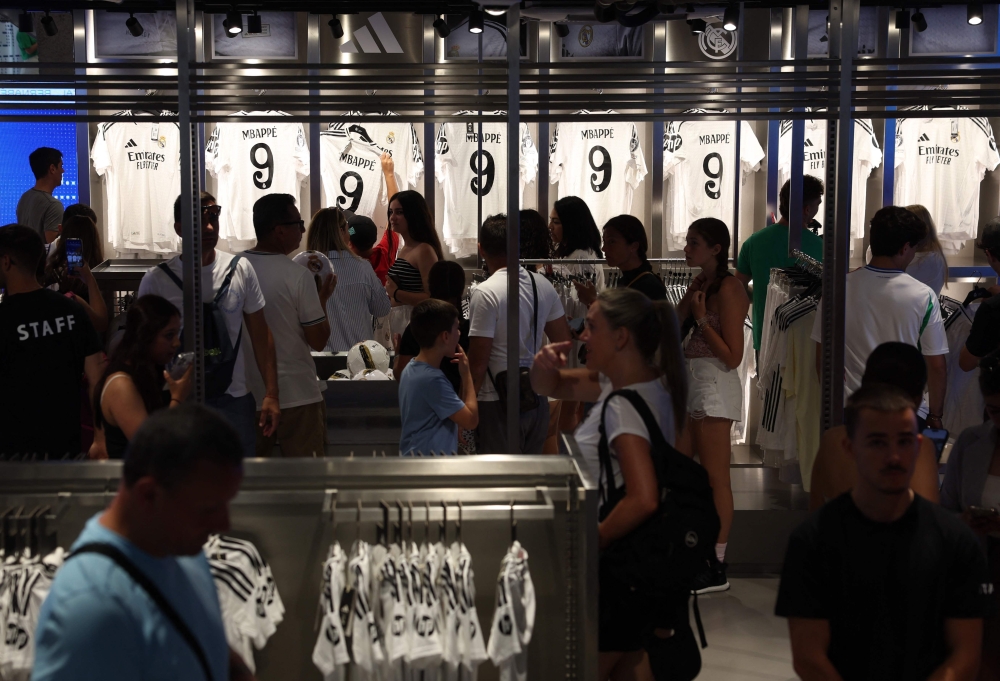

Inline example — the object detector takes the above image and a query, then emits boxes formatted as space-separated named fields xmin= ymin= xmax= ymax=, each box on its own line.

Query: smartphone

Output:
xmin=166 ymin=351 xmax=195 ymax=380
xmin=921 ymin=427 xmax=949 ymax=462
xmin=968 ymin=506 xmax=1000 ymax=519
xmin=569 ymin=317 xmax=586 ymax=335
xmin=65 ymin=238 xmax=83 ymax=275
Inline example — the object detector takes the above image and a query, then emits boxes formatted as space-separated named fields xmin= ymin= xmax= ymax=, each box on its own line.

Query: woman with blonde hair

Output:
xmin=531 ymin=288 xmax=691 ymax=681
xmin=306 ymin=207 xmax=391 ymax=352
xmin=905 ymin=204 xmax=948 ymax=295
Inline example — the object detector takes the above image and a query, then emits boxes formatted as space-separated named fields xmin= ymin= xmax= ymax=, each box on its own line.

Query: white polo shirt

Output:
xmin=810 ymin=265 xmax=948 ymax=397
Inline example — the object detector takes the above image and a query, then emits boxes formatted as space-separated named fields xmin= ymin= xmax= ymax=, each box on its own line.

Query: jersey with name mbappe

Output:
xmin=435 ymin=112 xmax=538 ymax=258
xmin=92 ymin=111 xmax=181 ymax=254
xmin=0 ymin=289 xmax=102 ymax=457
xmin=207 ymin=111 xmax=310 ymax=242
xmin=662 ymin=112 xmax=764 ymax=251
xmin=550 ymin=111 xmax=648 ymax=229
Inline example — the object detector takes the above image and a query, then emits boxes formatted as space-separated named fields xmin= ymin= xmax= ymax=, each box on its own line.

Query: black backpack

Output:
xmin=598 ymin=389 xmax=720 ymax=596
xmin=157 ymin=257 xmax=243 ymax=400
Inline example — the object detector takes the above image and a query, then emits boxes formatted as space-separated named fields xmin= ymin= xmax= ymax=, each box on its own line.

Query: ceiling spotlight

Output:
xmin=595 ymin=1 xmax=617 ymax=22
xmin=968 ymin=3 xmax=983 ymax=25
xmin=912 ymin=10 xmax=928 ymax=31
xmin=328 ymin=15 xmax=344 ymax=39
xmin=469 ymin=8 xmax=484 ymax=33
xmin=484 ymin=6 xmax=507 ymax=16
xmin=895 ymin=9 xmax=910 ymax=29
xmin=723 ymin=4 xmax=739 ymax=31
xmin=17 ymin=11 xmax=33 ymax=33
xmin=247 ymin=11 xmax=262 ymax=34
xmin=224 ymin=10 xmax=243 ymax=36
xmin=125 ymin=12 xmax=144 ymax=37
xmin=433 ymin=15 xmax=450 ymax=38
xmin=40 ymin=11 xmax=57 ymax=36
xmin=688 ymin=18 xmax=707 ymax=34
xmin=554 ymin=21 xmax=571 ymax=38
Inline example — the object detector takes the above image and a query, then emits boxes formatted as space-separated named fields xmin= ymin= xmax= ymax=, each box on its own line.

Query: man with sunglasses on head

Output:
xmin=137 ymin=191 xmax=281 ymax=458
xmin=242 ymin=194 xmax=336 ymax=457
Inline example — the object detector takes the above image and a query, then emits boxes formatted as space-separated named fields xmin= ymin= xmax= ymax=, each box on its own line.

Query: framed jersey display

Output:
xmin=91 ymin=111 xmax=180 ymax=254
xmin=89 ymin=10 xmax=177 ymax=59
xmin=910 ymin=5 xmax=998 ymax=55
xmin=662 ymin=112 xmax=764 ymax=251
xmin=549 ymin=112 xmax=647 ymax=230
xmin=435 ymin=113 xmax=538 ymax=257
xmin=441 ymin=15 xmax=527 ymax=60
xmin=206 ymin=111 xmax=310 ymax=245
xmin=559 ymin=23 xmax=643 ymax=58
xmin=210 ymin=12 xmax=297 ymax=59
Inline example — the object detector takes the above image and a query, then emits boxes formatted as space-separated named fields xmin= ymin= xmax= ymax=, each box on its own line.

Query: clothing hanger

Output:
xmin=963 ymin=274 xmax=991 ymax=307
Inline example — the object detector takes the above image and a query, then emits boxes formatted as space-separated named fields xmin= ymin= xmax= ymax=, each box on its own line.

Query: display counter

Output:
xmin=0 ymin=456 xmax=598 ymax=681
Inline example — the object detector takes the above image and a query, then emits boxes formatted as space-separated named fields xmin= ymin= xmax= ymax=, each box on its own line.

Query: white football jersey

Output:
xmin=322 ymin=113 xmax=424 ymax=223
xmin=92 ymin=111 xmax=181 ymax=254
xmin=550 ymin=111 xmax=648 ymax=229
xmin=313 ymin=543 xmax=350 ymax=681
xmin=778 ymin=116 xmax=882 ymax=245
xmin=487 ymin=542 xmax=535 ymax=681
xmin=206 ymin=111 xmax=310 ymax=242
xmin=662 ymin=112 xmax=764 ymax=252
xmin=436 ymin=112 xmax=539 ymax=257
xmin=894 ymin=109 xmax=1000 ymax=246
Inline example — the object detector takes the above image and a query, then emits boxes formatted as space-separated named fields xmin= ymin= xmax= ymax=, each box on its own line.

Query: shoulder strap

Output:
xmin=157 ymin=262 xmax=184 ymax=290
xmin=626 ymin=271 xmax=656 ymax=289
xmin=528 ymin=270 xmax=539 ymax=354
xmin=214 ymin=255 xmax=242 ymax=304
xmin=598 ymin=388 xmax=672 ymax=497
xmin=70 ymin=543 xmax=215 ymax=681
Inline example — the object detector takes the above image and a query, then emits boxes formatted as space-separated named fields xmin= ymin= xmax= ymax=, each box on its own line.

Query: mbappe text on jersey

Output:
xmin=242 ymin=127 xmax=279 ymax=141
xmin=338 ymin=150 xmax=378 ymax=172
xmin=581 ymin=128 xmax=615 ymax=139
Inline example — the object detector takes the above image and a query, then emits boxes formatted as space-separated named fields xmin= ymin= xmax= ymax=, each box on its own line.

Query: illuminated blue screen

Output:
xmin=0 ymin=88 xmax=79 ymax=224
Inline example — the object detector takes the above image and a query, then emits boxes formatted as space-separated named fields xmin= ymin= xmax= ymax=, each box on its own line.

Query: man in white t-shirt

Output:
xmin=243 ymin=194 xmax=337 ymax=457
xmin=136 ymin=191 xmax=280 ymax=457
xmin=468 ymin=214 xmax=572 ymax=453
xmin=811 ymin=206 xmax=948 ymax=429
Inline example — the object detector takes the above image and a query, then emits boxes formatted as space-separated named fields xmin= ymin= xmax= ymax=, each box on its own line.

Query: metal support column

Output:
xmin=788 ymin=5 xmax=809 ymax=255
xmin=308 ymin=14 xmax=322 ymax=215
xmin=177 ymin=0 xmax=205 ymax=403
xmin=73 ymin=10 xmax=89 ymax=206
xmin=731 ymin=4 xmax=744 ymax=261
xmin=881 ymin=9 xmax=901 ymax=207
xmin=650 ymin=21 xmax=666 ymax=259
xmin=505 ymin=7 xmax=522 ymax=451
xmin=765 ymin=9 xmax=783 ymax=222
xmin=537 ymin=22 xmax=550 ymax=215
xmin=423 ymin=16 xmax=436 ymax=215
xmin=822 ymin=0 xmax=859 ymax=430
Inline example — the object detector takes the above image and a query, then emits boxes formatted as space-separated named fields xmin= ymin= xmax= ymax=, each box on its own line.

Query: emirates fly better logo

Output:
xmin=699 ymin=21 xmax=738 ymax=60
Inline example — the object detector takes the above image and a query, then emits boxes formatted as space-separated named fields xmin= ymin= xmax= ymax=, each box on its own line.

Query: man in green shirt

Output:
xmin=736 ymin=176 xmax=825 ymax=352
xmin=17 ymin=29 xmax=38 ymax=62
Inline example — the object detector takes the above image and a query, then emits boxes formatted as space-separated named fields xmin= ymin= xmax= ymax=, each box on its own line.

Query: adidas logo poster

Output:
xmin=340 ymin=12 xmax=403 ymax=54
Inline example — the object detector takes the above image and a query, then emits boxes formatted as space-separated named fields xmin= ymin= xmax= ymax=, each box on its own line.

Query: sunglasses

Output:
xmin=277 ymin=220 xmax=306 ymax=232
xmin=201 ymin=205 xmax=223 ymax=218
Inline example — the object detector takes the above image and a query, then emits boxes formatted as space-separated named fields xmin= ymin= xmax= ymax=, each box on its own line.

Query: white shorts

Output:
xmin=389 ymin=305 xmax=413 ymax=337
xmin=686 ymin=357 xmax=743 ymax=422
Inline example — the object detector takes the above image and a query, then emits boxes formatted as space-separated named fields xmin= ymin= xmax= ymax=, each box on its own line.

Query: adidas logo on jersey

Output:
xmin=919 ymin=133 xmax=930 ymax=142
xmin=339 ymin=12 xmax=403 ymax=54
xmin=804 ymin=139 xmax=814 ymax=147
xmin=125 ymin=139 xmax=137 ymax=148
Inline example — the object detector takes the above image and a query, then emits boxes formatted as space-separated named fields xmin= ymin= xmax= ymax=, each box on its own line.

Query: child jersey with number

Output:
xmin=894 ymin=108 xmax=1000 ymax=252
xmin=436 ymin=112 xmax=539 ymax=258
xmin=91 ymin=111 xmax=181 ymax=254
xmin=207 ymin=110 xmax=310 ymax=243
xmin=487 ymin=542 xmax=535 ymax=681
xmin=662 ymin=111 xmax=765 ymax=252
xmin=549 ymin=111 xmax=648 ymax=229
xmin=777 ymin=116 xmax=881 ymax=247
xmin=321 ymin=113 xmax=424 ymax=224
xmin=313 ymin=543 xmax=350 ymax=681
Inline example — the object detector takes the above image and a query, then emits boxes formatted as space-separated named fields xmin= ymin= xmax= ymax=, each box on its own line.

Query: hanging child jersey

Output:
xmin=91 ymin=111 xmax=181 ymax=254
xmin=777 ymin=116 xmax=881 ymax=246
xmin=894 ymin=109 xmax=1000 ymax=251
xmin=436 ymin=112 xmax=539 ymax=258
xmin=313 ymin=543 xmax=351 ymax=681
xmin=550 ymin=111 xmax=647 ymax=229
xmin=207 ymin=110 xmax=310 ymax=243
xmin=487 ymin=542 xmax=535 ymax=681
xmin=662 ymin=111 xmax=764 ymax=252
xmin=322 ymin=113 xmax=424 ymax=223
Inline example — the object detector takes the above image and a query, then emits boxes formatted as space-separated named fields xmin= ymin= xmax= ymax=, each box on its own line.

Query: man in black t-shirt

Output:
xmin=0 ymin=224 xmax=104 ymax=458
xmin=776 ymin=383 xmax=991 ymax=681
xmin=960 ymin=218 xmax=1000 ymax=372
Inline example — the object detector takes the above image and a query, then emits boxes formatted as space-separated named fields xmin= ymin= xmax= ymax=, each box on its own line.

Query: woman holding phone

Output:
xmin=43 ymin=214 xmax=108 ymax=333
xmin=92 ymin=295 xmax=193 ymax=459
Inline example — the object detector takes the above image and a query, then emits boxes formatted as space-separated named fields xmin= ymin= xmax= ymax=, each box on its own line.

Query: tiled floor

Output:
xmin=692 ymin=578 xmax=796 ymax=681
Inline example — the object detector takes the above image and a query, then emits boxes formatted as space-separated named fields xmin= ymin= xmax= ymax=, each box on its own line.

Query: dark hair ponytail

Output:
xmin=689 ymin=217 xmax=731 ymax=297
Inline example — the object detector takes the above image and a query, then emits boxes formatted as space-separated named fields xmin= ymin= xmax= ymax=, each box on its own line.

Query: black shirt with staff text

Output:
xmin=0 ymin=289 xmax=102 ymax=457
xmin=775 ymin=493 xmax=992 ymax=681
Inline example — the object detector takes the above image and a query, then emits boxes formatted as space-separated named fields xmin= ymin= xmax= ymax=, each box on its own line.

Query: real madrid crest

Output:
xmin=386 ymin=131 xmax=395 ymax=145
xmin=698 ymin=22 xmax=738 ymax=60
xmin=157 ymin=136 xmax=167 ymax=148
xmin=579 ymin=25 xmax=594 ymax=48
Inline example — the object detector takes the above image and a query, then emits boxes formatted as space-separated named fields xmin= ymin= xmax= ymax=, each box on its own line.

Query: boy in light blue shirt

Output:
xmin=399 ymin=299 xmax=478 ymax=456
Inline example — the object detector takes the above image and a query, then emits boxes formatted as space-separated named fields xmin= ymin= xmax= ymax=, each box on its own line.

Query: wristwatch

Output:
xmin=695 ymin=316 xmax=710 ymax=329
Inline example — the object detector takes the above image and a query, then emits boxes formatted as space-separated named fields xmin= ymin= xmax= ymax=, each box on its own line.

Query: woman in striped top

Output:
xmin=385 ymin=190 xmax=444 ymax=335
xmin=306 ymin=207 xmax=391 ymax=352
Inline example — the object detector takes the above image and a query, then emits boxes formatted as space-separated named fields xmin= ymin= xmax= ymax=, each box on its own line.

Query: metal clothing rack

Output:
xmin=791 ymin=250 xmax=824 ymax=277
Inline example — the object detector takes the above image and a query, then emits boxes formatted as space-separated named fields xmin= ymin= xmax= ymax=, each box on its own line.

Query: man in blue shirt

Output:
xmin=32 ymin=405 xmax=254 ymax=681
xmin=398 ymin=299 xmax=479 ymax=456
